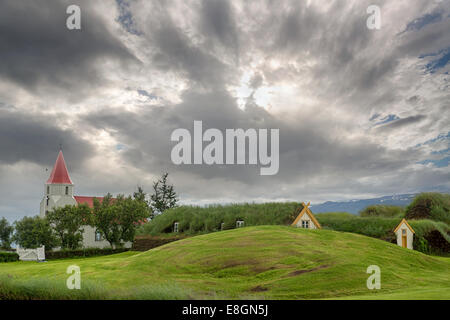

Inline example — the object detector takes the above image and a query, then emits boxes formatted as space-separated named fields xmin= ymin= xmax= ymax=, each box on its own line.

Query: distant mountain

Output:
xmin=310 ymin=193 xmax=417 ymax=215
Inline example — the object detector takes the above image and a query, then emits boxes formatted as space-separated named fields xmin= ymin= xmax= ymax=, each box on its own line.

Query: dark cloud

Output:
xmin=0 ymin=0 xmax=138 ymax=98
xmin=0 ymin=109 xmax=94 ymax=170
xmin=151 ymin=22 xmax=231 ymax=89
xmin=200 ymin=0 xmax=239 ymax=55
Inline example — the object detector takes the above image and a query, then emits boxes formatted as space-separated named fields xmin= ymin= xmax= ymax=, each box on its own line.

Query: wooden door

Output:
xmin=402 ymin=235 xmax=407 ymax=248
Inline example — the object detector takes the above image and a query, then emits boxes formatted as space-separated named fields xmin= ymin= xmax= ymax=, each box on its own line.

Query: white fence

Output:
xmin=16 ymin=245 xmax=45 ymax=261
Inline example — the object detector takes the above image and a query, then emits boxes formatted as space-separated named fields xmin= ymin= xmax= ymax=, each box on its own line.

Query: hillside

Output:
xmin=1 ymin=226 xmax=449 ymax=300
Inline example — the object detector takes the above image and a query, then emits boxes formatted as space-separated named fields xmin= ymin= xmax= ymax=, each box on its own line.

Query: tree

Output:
xmin=150 ymin=173 xmax=178 ymax=214
xmin=134 ymin=186 xmax=154 ymax=220
xmin=91 ymin=193 xmax=151 ymax=248
xmin=47 ymin=204 xmax=91 ymax=250
xmin=0 ymin=217 xmax=14 ymax=249
xmin=13 ymin=216 xmax=58 ymax=249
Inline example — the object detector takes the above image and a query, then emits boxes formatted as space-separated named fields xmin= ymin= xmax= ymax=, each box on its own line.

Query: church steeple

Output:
xmin=46 ymin=150 xmax=73 ymax=184
xmin=40 ymin=150 xmax=76 ymax=217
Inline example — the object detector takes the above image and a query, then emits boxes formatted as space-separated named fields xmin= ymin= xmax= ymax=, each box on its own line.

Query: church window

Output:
xmin=302 ymin=220 xmax=309 ymax=228
xmin=65 ymin=186 xmax=69 ymax=195
xmin=236 ymin=220 xmax=244 ymax=228
xmin=174 ymin=222 xmax=179 ymax=233
xmin=95 ymin=231 xmax=102 ymax=241
xmin=47 ymin=186 xmax=50 ymax=194
xmin=46 ymin=196 xmax=49 ymax=206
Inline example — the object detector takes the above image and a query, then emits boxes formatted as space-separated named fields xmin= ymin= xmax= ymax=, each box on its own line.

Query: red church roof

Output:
xmin=46 ymin=151 xmax=73 ymax=184
xmin=74 ymin=196 xmax=107 ymax=208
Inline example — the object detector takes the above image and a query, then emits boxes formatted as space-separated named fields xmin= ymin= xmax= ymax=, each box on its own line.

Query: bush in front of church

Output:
xmin=0 ymin=251 xmax=19 ymax=263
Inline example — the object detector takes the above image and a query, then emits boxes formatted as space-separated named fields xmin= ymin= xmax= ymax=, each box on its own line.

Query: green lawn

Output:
xmin=1 ymin=226 xmax=449 ymax=299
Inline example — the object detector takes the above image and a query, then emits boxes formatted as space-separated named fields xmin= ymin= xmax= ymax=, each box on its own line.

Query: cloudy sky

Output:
xmin=1 ymin=0 xmax=449 ymax=222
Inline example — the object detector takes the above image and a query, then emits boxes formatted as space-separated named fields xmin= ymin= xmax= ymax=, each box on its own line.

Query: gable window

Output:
xmin=65 ymin=186 xmax=69 ymax=195
xmin=302 ymin=220 xmax=309 ymax=229
xmin=402 ymin=229 xmax=406 ymax=235
xmin=95 ymin=231 xmax=102 ymax=242
xmin=236 ymin=220 xmax=244 ymax=228
xmin=174 ymin=222 xmax=179 ymax=233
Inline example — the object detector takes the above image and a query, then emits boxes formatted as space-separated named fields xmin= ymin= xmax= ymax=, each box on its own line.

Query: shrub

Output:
xmin=0 ymin=251 xmax=19 ymax=263
xmin=0 ymin=218 xmax=13 ymax=250
xmin=13 ymin=216 xmax=58 ymax=250
xmin=414 ymin=237 xmax=430 ymax=254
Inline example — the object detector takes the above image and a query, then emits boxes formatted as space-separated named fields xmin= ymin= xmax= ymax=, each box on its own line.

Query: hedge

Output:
xmin=45 ymin=248 xmax=129 ymax=260
xmin=0 ymin=251 xmax=19 ymax=263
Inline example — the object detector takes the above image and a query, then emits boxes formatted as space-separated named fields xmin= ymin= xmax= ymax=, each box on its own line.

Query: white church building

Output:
xmin=40 ymin=150 xmax=132 ymax=249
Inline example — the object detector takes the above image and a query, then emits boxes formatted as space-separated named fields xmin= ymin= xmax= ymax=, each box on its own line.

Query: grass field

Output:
xmin=1 ymin=226 xmax=449 ymax=300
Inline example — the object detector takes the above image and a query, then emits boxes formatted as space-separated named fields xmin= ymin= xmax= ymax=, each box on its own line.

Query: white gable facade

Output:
xmin=294 ymin=213 xmax=318 ymax=229
xmin=292 ymin=202 xmax=321 ymax=230
xmin=394 ymin=219 xmax=414 ymax=250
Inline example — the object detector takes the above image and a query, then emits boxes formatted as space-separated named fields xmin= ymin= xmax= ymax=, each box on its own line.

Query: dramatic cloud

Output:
xmin=0 ymin=0 xmax=449 ymax=222
xmin=0 ymin=0 xmax=138 ymax=100
xmin=0 ymin=108 xmax=94 ymax=168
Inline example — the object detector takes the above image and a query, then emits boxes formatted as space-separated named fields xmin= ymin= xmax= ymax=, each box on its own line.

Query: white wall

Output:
xmin=295 ymin=213 xmax=317 ymax=229
xmin=395 ymin=222 xmax=414 ymax=249
xmin=39 ymin=183 xmax=77 ymax=217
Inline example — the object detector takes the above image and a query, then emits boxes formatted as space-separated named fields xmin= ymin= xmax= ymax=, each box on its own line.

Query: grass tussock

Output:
xmin=0 ymin=274 xmax=189 ymax=300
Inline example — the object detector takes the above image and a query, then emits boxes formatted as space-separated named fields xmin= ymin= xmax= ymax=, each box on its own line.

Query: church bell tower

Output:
xmin=39 ymin=150 xmax=77 ymax=217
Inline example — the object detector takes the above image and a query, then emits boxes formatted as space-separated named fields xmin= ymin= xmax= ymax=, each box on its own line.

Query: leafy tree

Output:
xmin=13 ymin=216 xmax=58 ymax=249
xmin=47 ymin=204 xmax=91 ymax=250
xmin=134 ymin=186 xmax=154 ymax=220
xmin=133 ymin=186 xmax=147 ymax=203
xmin=91 ymin=193 xmax=151 ymax=248
xmin=150 ymin=173 xmax=178 ymax=214
xmin=0 ymin=217 xmax=14 ymax=249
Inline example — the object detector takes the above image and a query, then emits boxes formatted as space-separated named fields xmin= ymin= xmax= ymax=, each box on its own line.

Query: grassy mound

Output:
xmin=1 ymin=226 xmax=449 ymax=300
xmin=138 ymin=202 xmax=301 ymax=235
xmin=405 ymin=192 xmax=450 ymax=224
